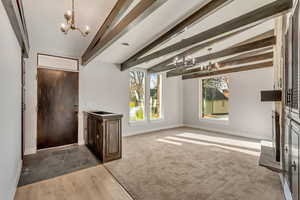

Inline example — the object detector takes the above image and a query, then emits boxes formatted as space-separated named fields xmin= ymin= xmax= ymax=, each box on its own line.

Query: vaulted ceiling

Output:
xmin=23 ymin=0 xmax=118 ymax=57
xmin=23 ymin=0 xmax=277 ymax=66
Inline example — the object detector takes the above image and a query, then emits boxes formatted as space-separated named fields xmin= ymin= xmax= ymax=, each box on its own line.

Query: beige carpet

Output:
xmin=104 ymin=127 xmax=283 ymax=200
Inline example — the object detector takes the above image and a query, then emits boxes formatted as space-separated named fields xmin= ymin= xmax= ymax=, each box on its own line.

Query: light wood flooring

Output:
xmin=15 ymin=165 xmax=133 ymax=200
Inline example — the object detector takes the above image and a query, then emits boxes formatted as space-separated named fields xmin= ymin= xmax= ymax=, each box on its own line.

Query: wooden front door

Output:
xmin=37 ymin=68 xmax=78 ymax=149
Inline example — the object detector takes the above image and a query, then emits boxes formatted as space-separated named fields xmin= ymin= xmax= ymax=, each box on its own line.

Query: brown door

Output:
xmin=37 ymin=68 xmax=78 ymax=149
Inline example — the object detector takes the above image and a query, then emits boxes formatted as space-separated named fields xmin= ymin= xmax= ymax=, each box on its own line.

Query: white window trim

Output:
xmin=149 ymin=72 xmax=164 ymax=121
xmin=198 ymin=76 xmax=229 ymax=125
xmin=129 ymin=70 xmax=165 ymax=126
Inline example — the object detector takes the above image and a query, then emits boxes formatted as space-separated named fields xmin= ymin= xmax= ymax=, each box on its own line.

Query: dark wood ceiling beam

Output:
xmin=182 ymin=61 xmax=273 ymax=80
xmin=216 ymin=46 xmax=273 ymax=63
xmin=166 ymin=36 xmax=276 ymax=76
xmin=168 ymin=52 xmax=273 ymax=77
xmin=121 ymin=0 xmax=292 ymax=70
xmin=147 ymin=26 xmax=252 ymax=73
xmin=122 ymin=0 xmax=234 ymax=68
xmin=231 ymin=29 xmax=274 ymax=48
xmin=148 ymin=28 xmax=274 ymax=73
xmin=82 ymin=0 xmax=134 ymax=59
xmin=82 ymin=0 xmax=168 ymax=66
xmin=2 ymin=0 xmax=30 ymax=57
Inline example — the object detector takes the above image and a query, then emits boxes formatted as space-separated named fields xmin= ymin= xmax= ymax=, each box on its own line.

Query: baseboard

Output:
xmin=24 ymin=147 xmax=37 ymax=155
xmin=182 ymin=124 xmax=266 ymax=140
xmin=125 ymin=124 xmax=184 ymax=137
xmin=7 ymin=159 xmax=22 ymax=200
xmin=279 ymin=173 xmax=293 ymax=200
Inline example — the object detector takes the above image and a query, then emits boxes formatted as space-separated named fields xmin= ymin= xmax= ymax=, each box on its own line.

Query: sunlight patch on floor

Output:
xmin=156 ymin=138 xmax=182 ymax=146
xmin=176 ymin=132 xmax=261 ymax=150
xmin=165 ymin=136 xmax=260 ymax=156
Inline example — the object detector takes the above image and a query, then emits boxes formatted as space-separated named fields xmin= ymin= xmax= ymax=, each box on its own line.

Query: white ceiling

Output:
xmin=23 ymin=0 xmax=117 ymax=57
xmin=23 ymin=0 xmax=277 ymax=67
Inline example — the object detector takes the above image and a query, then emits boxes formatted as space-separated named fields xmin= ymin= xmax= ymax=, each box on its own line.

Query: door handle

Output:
xmin=74 ymin=105 xmax=79 ymax=112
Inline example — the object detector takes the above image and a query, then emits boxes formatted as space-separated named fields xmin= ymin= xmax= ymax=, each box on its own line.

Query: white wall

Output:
xmin=24 ymin=55 xmax=183 ymax=153
xmin=24 ymin=51 xmax=274 ymax=153
xmin=80 ymin=60 xmax=183 ymax=138
xmin=183 ymin=68 xmax=274 ymax=140
xmin=0 ymin=2 xmax=23 ymax=199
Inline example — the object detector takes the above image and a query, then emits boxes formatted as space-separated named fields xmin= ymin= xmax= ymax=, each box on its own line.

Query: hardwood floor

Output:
xmin=15 ymin=165 xmax=133 ymax=200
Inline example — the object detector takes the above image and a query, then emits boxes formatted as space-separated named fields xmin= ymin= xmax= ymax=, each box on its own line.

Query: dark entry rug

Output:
xmin=18 ymin=145 xmax=100 ymax=186
xmin=104 ymin=127 xmax=283 ymax=200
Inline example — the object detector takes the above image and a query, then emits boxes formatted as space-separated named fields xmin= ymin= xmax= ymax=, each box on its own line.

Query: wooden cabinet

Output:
xmin=282 ymin=2 xmax=300 ymax=199
xmin=291 ymin=121 xmax=300 ymax=200
xmin=283 ymin=118 xmax=291 ymax=187
xmin=86 ymin=111 xmax=123 ymax=163
xmin=283 ymin=117 xmax=300 ymax=200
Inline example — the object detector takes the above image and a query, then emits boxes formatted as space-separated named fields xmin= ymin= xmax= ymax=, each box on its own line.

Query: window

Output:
xmin=201 ymin=77 xmax=229 ymax=120
xmin=129 ymin=70 xmax=146 ymax=122
xmin=150 ymin=73 xmax=162 ymax=120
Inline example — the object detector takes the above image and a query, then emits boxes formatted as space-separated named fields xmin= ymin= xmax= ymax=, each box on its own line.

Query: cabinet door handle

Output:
xmin=285 ymin=146 xmax=288 ymax=153
xmin=96 ymin=134 xmax=99 ymax=139
xmin=291 ymin=161 xmax=297 ymax=171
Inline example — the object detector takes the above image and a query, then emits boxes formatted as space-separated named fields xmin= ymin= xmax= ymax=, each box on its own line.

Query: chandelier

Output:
xmin=174 ymin=48 xmax=219 ymax=72
xmin=60 ymin=0 xmax=90 ymax=37
xmin=174 ymin=55 xmax=195 ymax=68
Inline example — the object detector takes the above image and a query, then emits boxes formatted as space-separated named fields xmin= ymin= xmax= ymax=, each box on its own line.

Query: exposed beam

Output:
xmin=166 ymin=36 xmax=276 ymax=76
xmin=147 ymin=26 xmax=252 ymax=73
xmin=122 ymin=0 xmax=234 ymax=68
xmin=182 ymin=61 xmax=273 ymax=80
xmin=82 ymin=0 xmax=168 ymax=66
xmin=217 ymin=46 xmax=273 ymax=63
xmin=231 ymin=29 xmax=274 ymax=47
xmin=121 ymin=0 xmax=292 ymax=70
xmin=82 ymin=0 xmax=134 ymax=60
xmin=174 ymin=47 xmax=273 ymax=75
xmin=2 ymin=0 xmax=30 ymax=57
xmin=168 ymin=52 xmax=273 ymax=77
xmin=148 ymin=28 xmax=274 ymax=73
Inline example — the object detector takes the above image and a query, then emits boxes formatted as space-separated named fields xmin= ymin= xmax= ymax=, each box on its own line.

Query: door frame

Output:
xmin=36 ymin=53 xmax=80 ymax=150
xmin=21 ymin=51 xmax=25 ymax=159
xmin=37 ymin=53 xmax=79 ymax=72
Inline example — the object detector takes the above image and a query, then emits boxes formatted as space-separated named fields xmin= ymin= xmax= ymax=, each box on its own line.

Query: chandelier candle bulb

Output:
xmin=67 ymin=10 xmax=72 ymax=16
xmin=64 ymin=10 xmax=72 ymax=21
xmin=60 ymin=23 xmax=67 ymax=33
xmin=85 ymin=26 xmax=90 ymax=34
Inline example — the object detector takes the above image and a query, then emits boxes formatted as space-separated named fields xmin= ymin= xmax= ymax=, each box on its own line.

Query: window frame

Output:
xmin=198 ymin=76 xmax=230 ymax=124
xmin=149 ymin=72 xmax=164 ymax=121
xmin=128 ymin=70 xmax=165 ymax=125
xmin=128 ymin=69 xmax=147 ymax=124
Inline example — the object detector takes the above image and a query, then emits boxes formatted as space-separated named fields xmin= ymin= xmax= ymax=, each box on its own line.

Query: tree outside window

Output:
xmin=150 ymin=73 xmax=162 ymax=120
xmin=129 ymin=71 xmax=146 ymax=121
